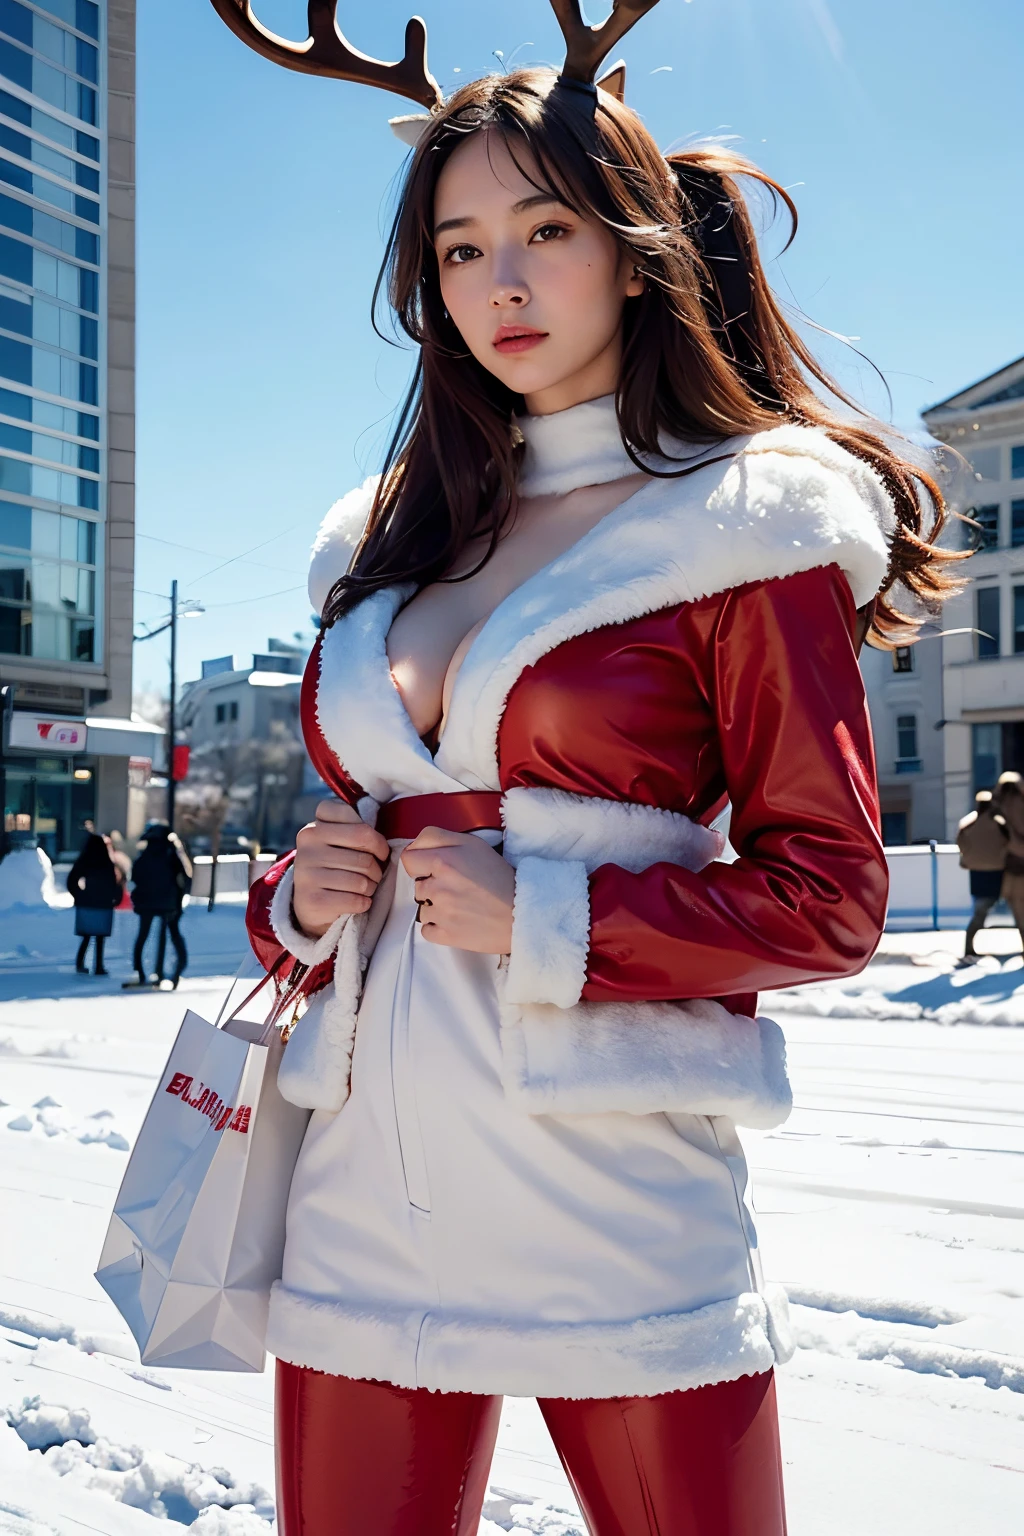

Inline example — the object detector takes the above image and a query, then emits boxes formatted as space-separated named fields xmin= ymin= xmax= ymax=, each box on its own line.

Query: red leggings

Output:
xmin=275 ymin=1361 xmax=787 ymax=1535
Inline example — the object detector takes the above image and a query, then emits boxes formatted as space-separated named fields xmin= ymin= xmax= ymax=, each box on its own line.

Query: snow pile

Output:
xmin=482 ymin=1490 xmax=585 ymax=1534
xmin=789 ymin=1304 xmax=1024 ymax=1393
xmin=0 ymin=1034 xmax=79 ymax=1060
xmin=0 ymin=846 xmax=69 ymax=911
xmin=4 ymin=1398 xmax=275 ymax=1529
xmin=0 ymin=1305 xmax=131 ymax=1359
xmin=770 ymin=981 xmax=1024 ymax=1027
xmin=4 ymin=1097 xmax=129 ymax=1151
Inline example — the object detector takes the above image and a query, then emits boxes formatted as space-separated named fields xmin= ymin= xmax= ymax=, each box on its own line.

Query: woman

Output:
xmin=240 ymin=60 xmax=959 ymax=1536
xmin=66 ymin=832 xmax=121 ymax=976
xmin=127 ymin=821 xmax=190 ymax=988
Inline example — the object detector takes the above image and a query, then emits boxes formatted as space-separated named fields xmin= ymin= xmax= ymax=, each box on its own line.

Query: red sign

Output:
xmin=172 ymin=744 xmax=191 ymax=782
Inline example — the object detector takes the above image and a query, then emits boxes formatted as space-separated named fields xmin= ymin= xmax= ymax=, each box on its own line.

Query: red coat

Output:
xmin=249 ymin=560 xmax=886 ymax=1014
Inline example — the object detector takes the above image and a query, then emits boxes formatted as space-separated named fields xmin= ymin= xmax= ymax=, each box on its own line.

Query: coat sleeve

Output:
xmin=582 ymin=564 xmax=888 ymax=1001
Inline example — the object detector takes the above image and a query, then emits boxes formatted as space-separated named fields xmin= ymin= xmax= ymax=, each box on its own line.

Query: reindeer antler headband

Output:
xmin=208 ymin=2 xmax=663 ymax=138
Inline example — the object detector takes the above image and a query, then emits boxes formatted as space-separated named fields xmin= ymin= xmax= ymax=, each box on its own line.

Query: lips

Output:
xmin=492 ymin=323 xmax=548 ymax=355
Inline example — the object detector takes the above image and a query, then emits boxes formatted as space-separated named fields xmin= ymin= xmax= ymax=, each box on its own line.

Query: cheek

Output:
xmin=440 ymin=266 xmax=488 ymax=335
xmin=545 ymin=245 xmax=623 ymax=326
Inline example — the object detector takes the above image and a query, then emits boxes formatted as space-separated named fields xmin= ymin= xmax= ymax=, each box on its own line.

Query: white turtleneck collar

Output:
xmin=515 ymin=392 xmax=709 ymax=499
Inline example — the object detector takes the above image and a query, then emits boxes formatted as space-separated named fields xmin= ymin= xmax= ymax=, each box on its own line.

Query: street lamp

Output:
xmin=133 ymin=580 xmax=204 ymax=830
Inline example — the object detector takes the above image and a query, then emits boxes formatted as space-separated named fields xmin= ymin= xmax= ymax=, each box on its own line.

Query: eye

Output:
xmin=443 ymin=242 xmax=481 ymax=265
xmin=530 ymin=222 xmax=570 ymax=244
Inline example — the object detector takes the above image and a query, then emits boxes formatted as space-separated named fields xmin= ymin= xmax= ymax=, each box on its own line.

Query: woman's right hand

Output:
xmin=291 ymin=799 xmax=390 ymax=939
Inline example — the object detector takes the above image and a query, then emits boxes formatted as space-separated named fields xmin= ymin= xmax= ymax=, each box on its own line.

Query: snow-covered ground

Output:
xmin=1 ymin=912 xmax=1022 ymax=1533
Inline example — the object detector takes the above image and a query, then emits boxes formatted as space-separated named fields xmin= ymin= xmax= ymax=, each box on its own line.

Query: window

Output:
xmin=880 ymin=811 xmax=908 ymax=846
xmin=215 ymin=700 xmax=239 ymax=725
xmin=976 ymin=586 xmax=1001 ymax=658
xmin=1013 ymin=500 xmax=1024 ymax=548
xmin=892 ymin=646 xmax=914 ymax=673
xmin=0 ymin=384 xmax=99 ymax=442
xmin=1015 ymin=587 xmax=1024 ymax=655
xmin=895 ymin=714 xmax=919 ymax=772
xmin=0 ymin=191 xmax=99 ymax=264
xmin=973 ymin=722 xmax=1001 ymax=791
xmin=0 ymin=3 xmax=33 ymax=49
xmin=0 ymin=505 xmax=97 ymax=660
xmin=1013 ymin=446 xmax=1024 ymax=480
xmin=968 ymin=503 xmax=1000 ymax=550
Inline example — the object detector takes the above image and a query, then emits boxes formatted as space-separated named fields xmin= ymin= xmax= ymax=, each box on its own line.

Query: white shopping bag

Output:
xmin=95 ymin=976 xmax=310 ymax=1371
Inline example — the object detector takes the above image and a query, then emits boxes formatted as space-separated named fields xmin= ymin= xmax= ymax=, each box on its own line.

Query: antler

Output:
xmin=549 ymin=0 xmax=661 ymax=84
xmin=208 ymin=1 xmax=442 ymax=109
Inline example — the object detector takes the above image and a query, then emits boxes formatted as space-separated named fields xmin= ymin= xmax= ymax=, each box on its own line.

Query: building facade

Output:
xmin=0 ymin=1 xmax=143 ymax=860
xmin=923 ymin=355 xmax=1024 ymax=838
xmin=178 ymin=640 xmax=317 ymax=855
xmin=860 ymin=624 xmax=947 ymax=844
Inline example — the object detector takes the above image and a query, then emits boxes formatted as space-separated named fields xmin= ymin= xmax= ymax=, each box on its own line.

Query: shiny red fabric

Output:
xmin=274 ymin=1362 xmax=786 ymax=1535
xmin=248 ymin=563 xmax=886 ymax=1003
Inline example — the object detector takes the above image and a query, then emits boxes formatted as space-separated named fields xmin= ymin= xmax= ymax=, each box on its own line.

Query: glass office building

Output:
xmin=0 ymin=1 xmax=138 ymax=858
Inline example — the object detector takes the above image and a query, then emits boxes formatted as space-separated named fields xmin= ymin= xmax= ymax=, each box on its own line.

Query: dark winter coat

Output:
xmin=67 ymin=836 xmax=121 ymax=910
xmin=131 ymin=833 xmax=189 ymax=916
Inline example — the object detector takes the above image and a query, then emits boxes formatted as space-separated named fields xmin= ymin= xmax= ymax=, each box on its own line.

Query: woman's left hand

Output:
xmin=400 ymin=827 xmax=515 ymax=954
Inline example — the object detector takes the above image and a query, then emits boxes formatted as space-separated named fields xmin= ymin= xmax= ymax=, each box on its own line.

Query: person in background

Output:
xmin=994 ymin=772 xmax=1024 ymax=960
xmin=106 ymin=830 xmax=134 ymax=910
xmin=956 ymin=790 xmax=1008 ymax=964
xmin=125 ymin=821 xmax=190 ymax=989
xmin=66 ymin=832 xmax=123 ymax=976
xmin=154 ymin=830 xmax=193 ymax=980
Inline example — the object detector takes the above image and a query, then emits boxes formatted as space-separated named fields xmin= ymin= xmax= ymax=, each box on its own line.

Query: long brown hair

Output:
xmin=323 ymin=67 xmax=961 ymax=641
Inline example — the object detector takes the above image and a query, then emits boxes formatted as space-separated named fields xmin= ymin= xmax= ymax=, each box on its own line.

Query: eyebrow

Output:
xmin=433 ymin=192 xmax=568 ymax=240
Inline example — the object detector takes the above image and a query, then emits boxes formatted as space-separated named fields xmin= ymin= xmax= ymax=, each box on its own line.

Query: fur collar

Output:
xmin=515 ymin=391 xmax=712 ymax=498
xmin=307 ymin=424 xmax=894 ymax=795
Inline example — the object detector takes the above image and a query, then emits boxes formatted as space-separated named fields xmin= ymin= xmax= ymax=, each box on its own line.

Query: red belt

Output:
xmin=376 ymin=790 xmax=503 ymax=842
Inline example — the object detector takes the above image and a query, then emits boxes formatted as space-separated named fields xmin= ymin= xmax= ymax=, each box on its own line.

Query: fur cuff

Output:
xmin=505 ymin=856 xmax=590 ymax=1009
xmin=269 ymin=864 xmax=351 ymax=968
xmin=501 ymin=997 xmax=793 ymax=1129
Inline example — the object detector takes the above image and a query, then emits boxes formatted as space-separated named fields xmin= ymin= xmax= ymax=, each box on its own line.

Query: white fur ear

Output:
xmin=389 ymin=114 xmax=431 ymax=147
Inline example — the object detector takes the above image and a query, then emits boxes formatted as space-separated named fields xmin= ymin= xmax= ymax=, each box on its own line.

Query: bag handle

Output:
xmin=214 ymin=951 xmax=291 ymax=1038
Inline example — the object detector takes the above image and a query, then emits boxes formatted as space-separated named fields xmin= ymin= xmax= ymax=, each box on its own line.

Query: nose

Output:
xmin=489 ymin=249 xmax=529 ymax=308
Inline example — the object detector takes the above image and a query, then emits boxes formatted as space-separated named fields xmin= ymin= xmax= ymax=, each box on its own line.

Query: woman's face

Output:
xmin=432 ymin=130 xmax=643 ymax=416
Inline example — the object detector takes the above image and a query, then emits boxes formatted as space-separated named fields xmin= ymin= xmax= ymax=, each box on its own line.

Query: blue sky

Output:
xmin=133 ymin=0 xmax=1024 ymax=692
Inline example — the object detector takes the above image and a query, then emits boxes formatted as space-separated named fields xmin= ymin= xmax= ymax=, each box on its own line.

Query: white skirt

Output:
xmin=266 ymin=855 xmax=789 ymax=1397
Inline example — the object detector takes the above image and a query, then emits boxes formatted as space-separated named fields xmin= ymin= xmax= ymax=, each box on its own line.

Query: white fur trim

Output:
xmin=505 ymin=856 xmax=590 ymax=1009
xmin=276 ymin=914 xmax=366 ymax=1113
xmin=435 ymin=424 xmax=894 ymax=790
xmin=269 ymin=864 xmax=351 ymax=968
xmin=276 ymin=854 xmax=400 ymax=1113
xmin=312 ymin=427 xmax=892 ymax=799
xmin=308 ymin=474 xmax=380 ymax=618
xmin=266 ymin=1280 xmax=789 ymax=1397
xmin=762 ymin=1281 xmax=795 ymax=1365
xmin=315 ymin=588 xmax=469 ymax=805
xmin=502 ymin=785 xmax=725 ymax=874
xmin=500 ymin=996 xmax=792 ymax=1129
xmin=516 ymin=392 xmax=713 ymax=498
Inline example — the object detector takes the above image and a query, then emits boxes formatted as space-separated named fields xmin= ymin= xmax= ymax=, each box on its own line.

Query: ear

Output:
xmin=596 ymin=61 xmax=626 ymax=102
xmin=389 ymin=114 xmax=431 ymax=147
xmin=624 ymin=257 xmax=645 ymax=299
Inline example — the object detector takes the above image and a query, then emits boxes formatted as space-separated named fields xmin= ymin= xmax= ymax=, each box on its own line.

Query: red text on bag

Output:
xmin=166 ymin=1071 xmax=251 ymax=1133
